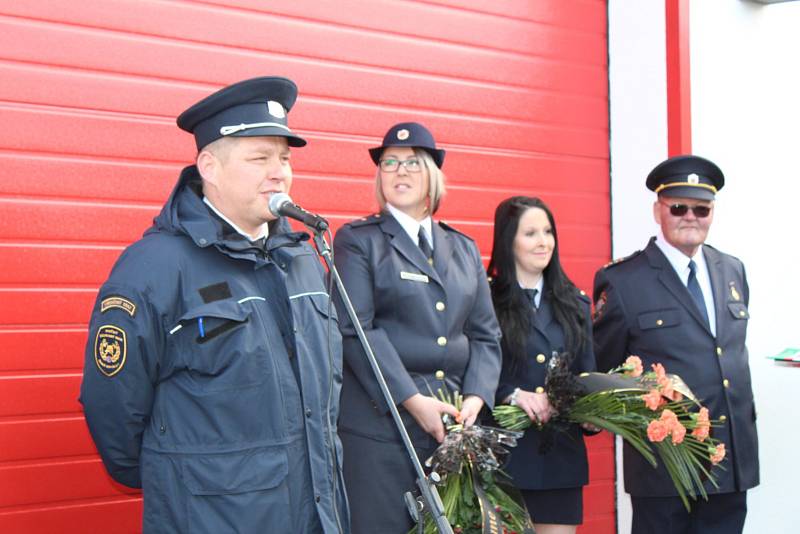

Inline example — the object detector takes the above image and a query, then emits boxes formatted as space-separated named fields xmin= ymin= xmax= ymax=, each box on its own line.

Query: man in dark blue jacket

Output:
xmin=80 ymin=77 xmax=349 ymax=533
xmin=592 ymin=155 xmax=759 ymax=534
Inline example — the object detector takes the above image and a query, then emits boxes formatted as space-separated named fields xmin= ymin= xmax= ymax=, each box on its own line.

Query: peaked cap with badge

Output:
xmin=369 ymin=121 xmax=446 ymax=168
xmin=646 ymin=154 xmax=725 ymax=201
xmin=177 ymin=76 xmax=306 ymax=150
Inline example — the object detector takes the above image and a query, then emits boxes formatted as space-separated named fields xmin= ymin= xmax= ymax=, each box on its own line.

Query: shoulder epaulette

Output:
xmin=577 ymin=288 xmax=591 ymax=303
xmin=346 ymin=213 xmax=384 ymax=228
xmin=437 ymin=220 xmax=474 ymax=241
xmin=601 ymin=249 xmax=643 ymax=269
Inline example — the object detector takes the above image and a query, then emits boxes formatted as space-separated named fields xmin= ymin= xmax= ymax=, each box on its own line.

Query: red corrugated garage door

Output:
xmin=0 ymin=1 xmax=612 ymax=532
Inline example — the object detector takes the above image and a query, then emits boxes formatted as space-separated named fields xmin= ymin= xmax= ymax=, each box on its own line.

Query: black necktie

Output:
xmin=523 ymin=288 xmax=539 ymax=310
xmin=687 ymin=260 xmax=709 ymax=326
xmin=418 ymin=227 xmax=433 ymax=265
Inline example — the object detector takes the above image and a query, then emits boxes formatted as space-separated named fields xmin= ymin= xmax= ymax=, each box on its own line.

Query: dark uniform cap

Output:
xmin=369 ymin=122 xmax=446 ymax=168
xmin=176 ymin=76 xmax=306 ymax=150
xmin=646 ymin=154 xmax=724 ymax=201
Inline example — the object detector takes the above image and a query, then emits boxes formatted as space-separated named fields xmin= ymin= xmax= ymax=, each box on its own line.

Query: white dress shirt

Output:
xmin=655 ymin=232 xmax=716 ymax=336
xmin=385 ymin=203 xmax=434 ymax=250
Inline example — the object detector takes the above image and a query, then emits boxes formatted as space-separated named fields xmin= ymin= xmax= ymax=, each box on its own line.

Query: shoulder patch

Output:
xmin=346 ymin=213 xmax=383 ymax=228
xmin=437 ymin=220 xmax=474 ymax=241
xmin=602 ymin=249 xmax=643 ymax=269
xmin=100 ymin=296 xmax=136 ymax=317
xmin=94 ymin=325 xmax=127 ymax=377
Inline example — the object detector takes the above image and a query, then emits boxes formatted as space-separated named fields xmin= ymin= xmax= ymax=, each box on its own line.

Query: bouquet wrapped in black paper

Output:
xmin=410 ymin=388 xmax=536 ymax=534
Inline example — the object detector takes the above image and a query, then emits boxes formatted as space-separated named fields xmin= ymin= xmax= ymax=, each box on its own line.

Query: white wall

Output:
xmin=609 ymin=1 xmax=800 ymax=533
xmin=690 ymin=2 xmax=800 ymax=533
xmin=608 ymin=2 xmax=667 ymax=532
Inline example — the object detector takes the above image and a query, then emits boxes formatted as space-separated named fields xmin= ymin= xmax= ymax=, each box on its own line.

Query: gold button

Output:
xmin=536 ymin=353 xmax=546 ymax=364
xmin=719 ymin=415 xmax=727 ymax=422
xmin=435 ymin=370 xmax=445 ymax=380
xmin=716 ymin=347 xmax=723 ymax=356
xmin=427 ymin=258 xmax=434 ymax=265
xmin=435 ymin=301 xmax=446 ymax=312
xmin=723 ymin=379 xmax=730 ymax=388
xmin=437 ymin=336 xmax=447 ymax=347
xmin=535 ymin=386 xmax=544 ymax=394
xmin=656 ymin=319 xmax=663 ymax=326
xmin=739 ymin=310 xmax=746 ymax=317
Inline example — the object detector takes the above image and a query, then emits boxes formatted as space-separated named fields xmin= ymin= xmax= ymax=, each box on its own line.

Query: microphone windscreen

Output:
xmin=268 ymin=192 xmax=292 ymax=218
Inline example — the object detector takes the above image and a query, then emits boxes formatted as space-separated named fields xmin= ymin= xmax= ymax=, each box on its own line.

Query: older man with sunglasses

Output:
xmin=592 ymin=155 xmax=759 ymax=534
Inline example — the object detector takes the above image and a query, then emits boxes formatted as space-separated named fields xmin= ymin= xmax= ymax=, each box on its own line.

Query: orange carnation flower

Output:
xmin=624 ymin=355 xmax=644 ymax=377
xmin=647 ymin=419 xmax=669 ymax=442
xmin=642 ymin=389 xmax=663 ymax=411
xmin=652 ymin=363 xmax=667 ymax=381
xmin=660 ymin=409 xmax=679 ymax=426
xmin=670 ymin=421 xmax=687 ymax=444
xmin=710 ymin=443 xmax=726 ymax=465
xmin=691 ymin=408 xmax=711 ymax=442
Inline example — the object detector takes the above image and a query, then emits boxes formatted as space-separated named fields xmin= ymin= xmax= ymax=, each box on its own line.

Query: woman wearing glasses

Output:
xmin=333 ymin=122 xmax=502 ymax=533
xmin=488 ymin=196 xmax=596 ymax=534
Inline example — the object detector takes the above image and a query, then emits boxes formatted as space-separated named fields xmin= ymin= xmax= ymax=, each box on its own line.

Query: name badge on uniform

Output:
xmin=400 ymin=271 xmax=429 ymax=283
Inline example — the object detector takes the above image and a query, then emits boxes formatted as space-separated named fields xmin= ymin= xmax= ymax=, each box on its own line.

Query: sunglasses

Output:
xmin=660 ymin=201 xmax=712 ymax=218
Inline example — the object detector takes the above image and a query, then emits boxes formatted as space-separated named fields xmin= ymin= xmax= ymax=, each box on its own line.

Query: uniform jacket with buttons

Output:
xmin=495 ymin=291 xmax=595 ymax=490
xmin=79 ymin=166 xmax=349 ymax=533
xmin=332 ymin=211 xmax=502 ymax=450
xmin=592 ymin=237 xmax=759 ymax=497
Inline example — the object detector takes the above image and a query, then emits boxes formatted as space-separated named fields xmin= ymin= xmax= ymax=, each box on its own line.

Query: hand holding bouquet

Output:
xmin=409 ymin=387 xmax=535 ymax=534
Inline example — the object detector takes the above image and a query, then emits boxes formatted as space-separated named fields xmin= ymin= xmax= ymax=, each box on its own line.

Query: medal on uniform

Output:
xmin=729 ymin=282 xmax=741 ymax=301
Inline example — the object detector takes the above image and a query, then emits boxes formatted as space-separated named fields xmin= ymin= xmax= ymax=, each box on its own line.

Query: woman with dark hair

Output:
xmin=488 ymin=196 xmax=596 ymax=534
xmin=333 ymin=122 xmax=502 ymax=533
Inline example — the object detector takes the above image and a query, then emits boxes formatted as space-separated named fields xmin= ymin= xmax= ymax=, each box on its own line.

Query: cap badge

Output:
xmin=267 ymin=100 xmax=286 ymax=119
xmin=397 ymin=129 xmax=410 ymax=141
xmin=688 ymin=173 xmax=700 ymax=184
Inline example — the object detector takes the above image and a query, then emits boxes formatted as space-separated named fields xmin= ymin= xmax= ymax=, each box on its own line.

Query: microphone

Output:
xmin=268 ymin=193 xmax=329 ymax=232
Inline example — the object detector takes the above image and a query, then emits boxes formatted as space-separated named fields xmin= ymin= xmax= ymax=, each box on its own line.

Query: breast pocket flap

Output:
xmin=728 ymin=302 xmax=750 ymax=320
xmin=175 ymin=301 xmax=252 ymax=343
xmin=637 ymin=309 xmax=682 ymax=330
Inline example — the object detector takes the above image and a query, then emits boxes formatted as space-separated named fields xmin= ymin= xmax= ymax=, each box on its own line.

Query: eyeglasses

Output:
xmin=660 ymin=201 xmax=712 ymax=218
xmin=379 ymin=157 xmax=422 ymax=173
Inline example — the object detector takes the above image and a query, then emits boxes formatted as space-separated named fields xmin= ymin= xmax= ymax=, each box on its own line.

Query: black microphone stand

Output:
xmin=310 ymin=229 xmax=453 ymax=534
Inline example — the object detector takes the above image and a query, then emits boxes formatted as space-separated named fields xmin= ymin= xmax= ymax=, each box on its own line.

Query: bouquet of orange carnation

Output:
xmin=493 ymin=355 xmax=726 ymax=510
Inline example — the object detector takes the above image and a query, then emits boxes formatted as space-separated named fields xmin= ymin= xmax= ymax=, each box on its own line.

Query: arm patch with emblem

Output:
xmin=94 ymin=325 xmax=127 ymax=377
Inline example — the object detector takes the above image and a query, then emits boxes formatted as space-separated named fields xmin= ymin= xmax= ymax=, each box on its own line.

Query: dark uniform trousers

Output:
xmin=631 ymin=492 xmax=747 ymax=534
xmin=592 ymin=238 xmax=758 ymax=534
xmin=333 ymin=211 xmax=502 ymax=534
